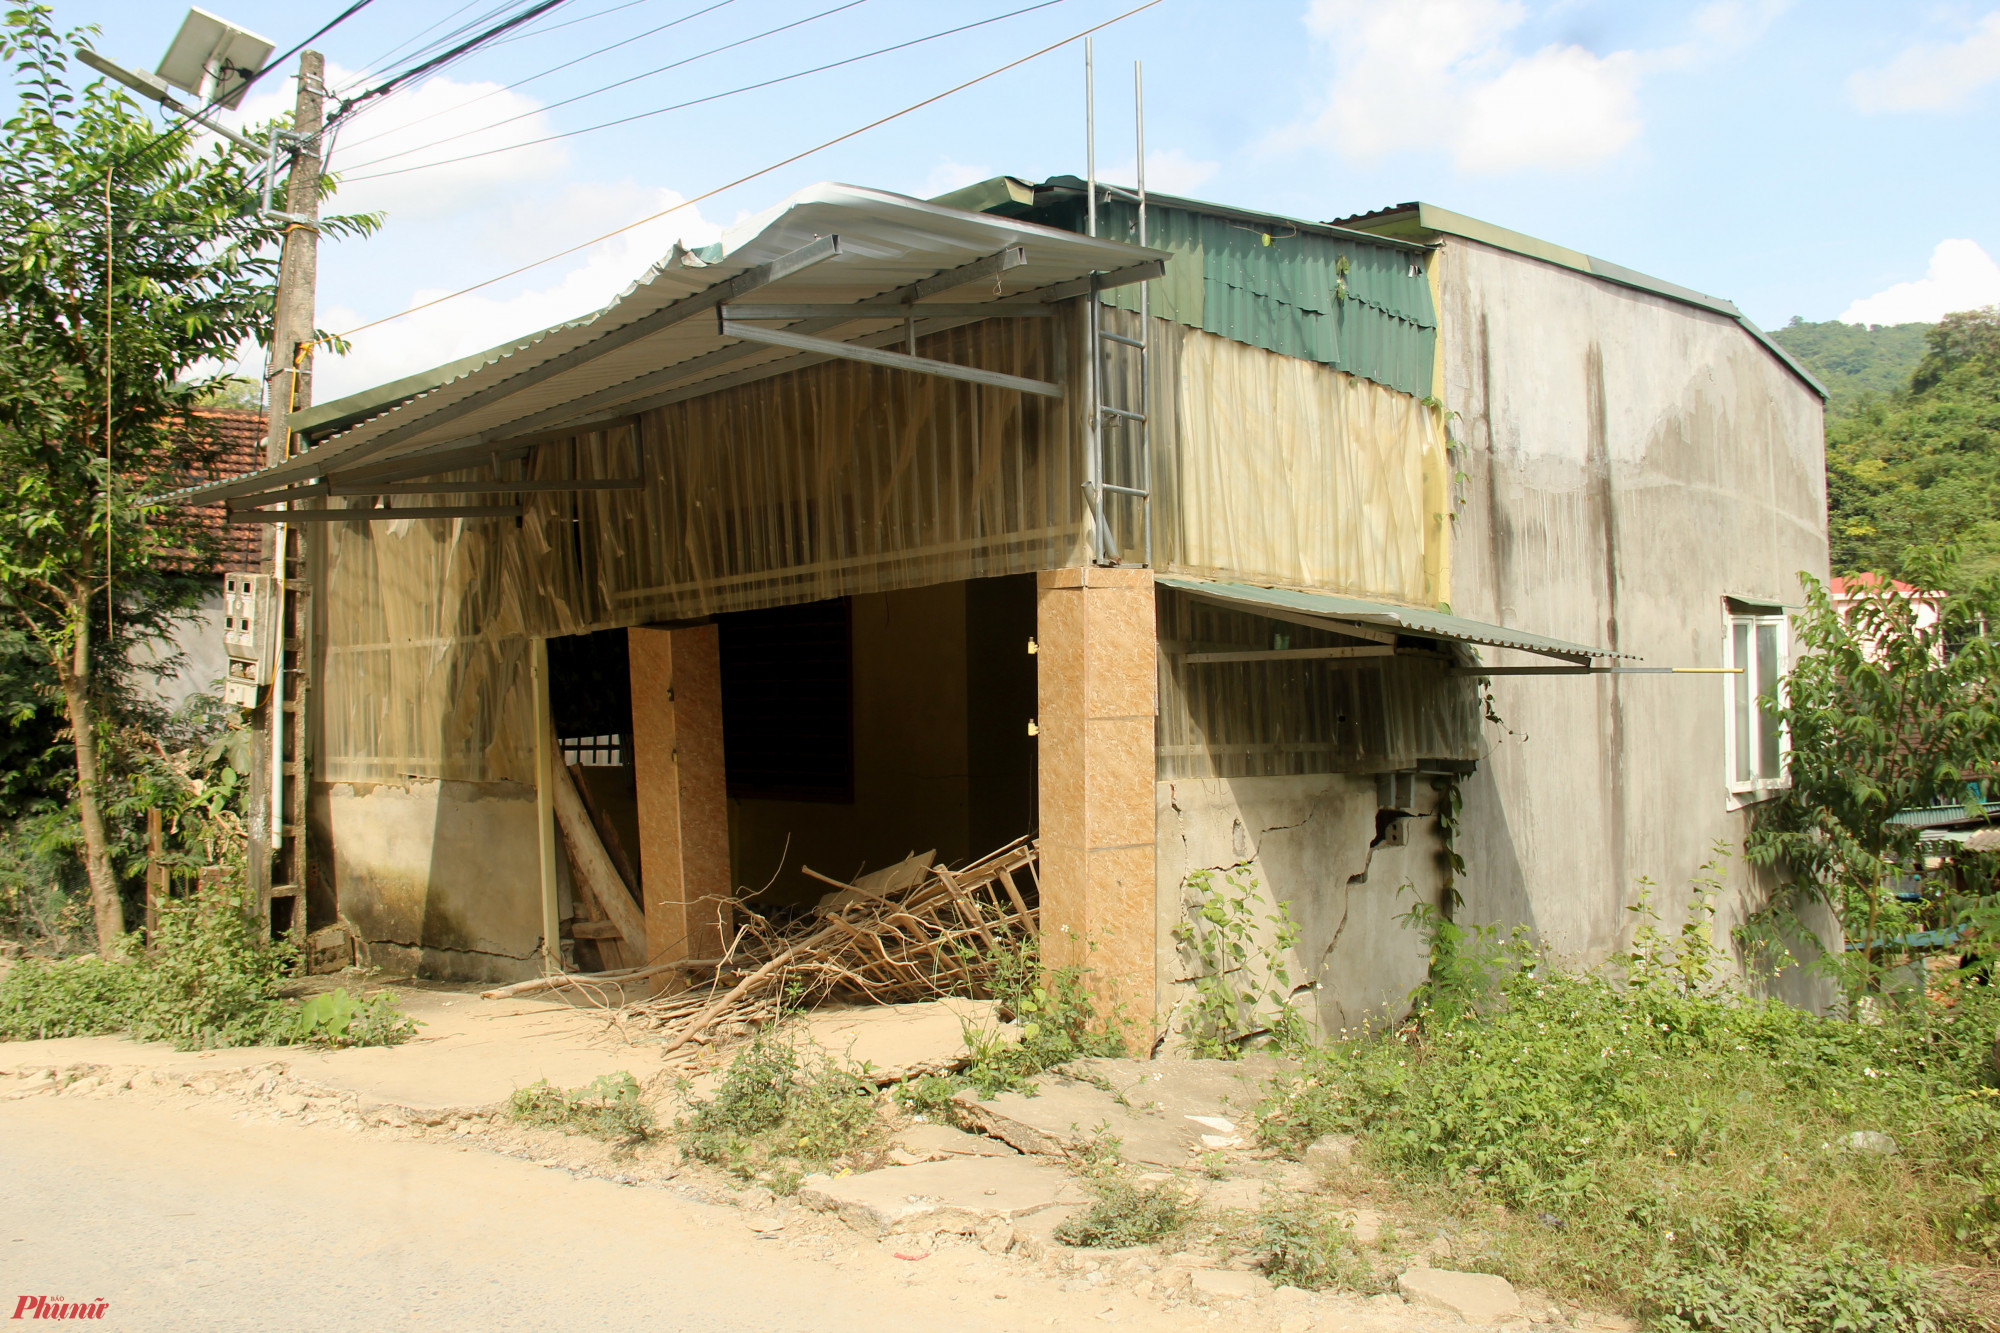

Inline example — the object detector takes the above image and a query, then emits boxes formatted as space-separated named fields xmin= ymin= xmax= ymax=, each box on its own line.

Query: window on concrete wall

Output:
xmin=718 ymin=597 xmax=854 ymax=802
xmin=1725 ymin=606 xmax=1789 ymax=797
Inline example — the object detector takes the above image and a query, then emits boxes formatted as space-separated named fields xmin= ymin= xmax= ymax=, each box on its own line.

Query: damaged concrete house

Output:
xmin=165 ymin=177 xmax=1830 ymax=1035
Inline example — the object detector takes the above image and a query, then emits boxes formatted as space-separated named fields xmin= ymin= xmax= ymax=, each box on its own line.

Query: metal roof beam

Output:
xmin=226 ymin=505 xmax=522 ymax=523
xmin=717 ymin=319 xmax=1063 ymax=398
xmin=417 ymin=247 xmax=1036 ymax=453
xmin=720 ymin=302 xmax=1051 ymax=319
xmin=259 ymin=234 xmax=844 ymax=487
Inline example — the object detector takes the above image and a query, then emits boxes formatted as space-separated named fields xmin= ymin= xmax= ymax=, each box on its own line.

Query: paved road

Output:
xmin=0 ymin=1094 xmax=1144 ymax=1333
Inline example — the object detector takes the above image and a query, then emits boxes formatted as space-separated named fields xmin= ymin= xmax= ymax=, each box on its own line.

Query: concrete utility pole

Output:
xmin=246 ymin=49 xmax=323 ymax=937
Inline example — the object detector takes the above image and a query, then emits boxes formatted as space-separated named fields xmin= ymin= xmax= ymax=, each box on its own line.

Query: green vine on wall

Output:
xmin=1172 ymin=863 xmax=1306 ymax=1057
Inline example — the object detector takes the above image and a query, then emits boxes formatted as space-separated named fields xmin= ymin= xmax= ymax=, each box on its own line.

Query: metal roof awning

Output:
xmin=159 ymin=182 xmax=1170 ymax=513
xmin=1157 ymin=575 xmax=1633 ymax=668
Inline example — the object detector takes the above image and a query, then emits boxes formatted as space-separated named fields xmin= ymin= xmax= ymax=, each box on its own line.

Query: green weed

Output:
xmin=677 ymin=1038 xmax=880 ymax=1185
xmin=1172 ymin=863 xmax=1306 ymax=1057
xmin=509 ymin=1072 xmax=654 ymax=1144
xmin=1055 ymin=1172 xmax=1198 ymax=1249
xmin=1256 ymin=873 xmax=1995 ymax=1329
xmin=1256 ymin=1195 xmax=1385 ymax=1294
xmin=0 ymin=893 xmax=416 ymax=1050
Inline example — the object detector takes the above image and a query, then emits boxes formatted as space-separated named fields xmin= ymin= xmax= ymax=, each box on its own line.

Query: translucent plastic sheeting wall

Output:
xmin=1155 ymin=588 xmax=1481 ymax=781
xmin=321 ymin=493 xmax=538 ymax=784
xmin=318 ymin=315 xmax=1084 ymax=784
xmin=1149 ymin=321 xmax=1451 ymax=609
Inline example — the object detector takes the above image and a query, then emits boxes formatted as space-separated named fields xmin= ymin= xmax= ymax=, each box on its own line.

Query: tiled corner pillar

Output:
xmin=1036 ymin=567 xmax=1157 ymax=1033
xmin=628 ymin=625 xmax=730 ymax=988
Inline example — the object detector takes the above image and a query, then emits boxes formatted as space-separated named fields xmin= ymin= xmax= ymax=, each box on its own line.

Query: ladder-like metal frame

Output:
xmin=1082 ymin=48 xmax=1153 ymax=569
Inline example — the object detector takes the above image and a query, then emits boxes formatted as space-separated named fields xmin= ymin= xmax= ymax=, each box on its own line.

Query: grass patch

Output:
xmin=1056 ymin=1171 xmax=1198 ymax=1248
xmin=509 ymin=1072 xmax=654 ymax=1144
xmin=1256 ymin=919 xmax=1996 ymax=1330
xmin=677 ymin=1037 xmax=881 ymax=1189
xmin=890 ymin=934 xmax=1129 ymax=1117
xmin=1256 ymin=1195 xmax=1387 ymax=1294
xmin=0 ymin=894 xmax=418 ymax=1050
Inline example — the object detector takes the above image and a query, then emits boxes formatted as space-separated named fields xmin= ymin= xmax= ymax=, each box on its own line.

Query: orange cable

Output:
xmin=334 ymin=0 xmax=1164 ymax=342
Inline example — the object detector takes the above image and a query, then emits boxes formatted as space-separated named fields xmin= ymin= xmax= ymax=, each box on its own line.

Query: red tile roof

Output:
xmin=181 ymin=409 xmax=267 ymax=575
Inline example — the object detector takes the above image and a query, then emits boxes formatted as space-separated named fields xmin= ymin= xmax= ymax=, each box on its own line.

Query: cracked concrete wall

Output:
xmin=1156 ymin=775 xmax=1449 ymax=1038
xmin=1434 ymin=237 xmax=1836 ymax=1011
xmin=314 ymin=779 xmax=544 ymax=984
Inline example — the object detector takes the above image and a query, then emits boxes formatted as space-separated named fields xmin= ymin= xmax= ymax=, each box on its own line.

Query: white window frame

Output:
xmin=1724 ymin=606 xmax=1790 ymax=805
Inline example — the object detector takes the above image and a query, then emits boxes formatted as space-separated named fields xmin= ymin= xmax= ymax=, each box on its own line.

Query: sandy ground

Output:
xmin=0 ymin=986 xmax=1620 ymax=1333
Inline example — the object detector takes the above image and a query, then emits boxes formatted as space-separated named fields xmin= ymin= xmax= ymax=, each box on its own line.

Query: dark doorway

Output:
xmin=545 ymin=627 xmax=642 ymax=970
xmin=966 ymin=574 xmax=1039 ymax=853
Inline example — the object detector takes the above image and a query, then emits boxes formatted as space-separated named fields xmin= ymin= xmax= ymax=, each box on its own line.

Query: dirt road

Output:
xmin=1 ymin=1092 xmax=1201 ymax=1332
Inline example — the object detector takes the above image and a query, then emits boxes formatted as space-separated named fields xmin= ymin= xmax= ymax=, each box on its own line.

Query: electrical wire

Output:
xmin=345 ymin=0 xmax=518 ymax=88
xmin=333 ymin=0 xmax=869 ymax=173
xmin=332 ymin=0 xmax=1164 ymax=342
xmin=335 ymin=0 xmax=578 ymax=119
xmin=232 ymin=0 xmax=378 ymax=104
xmin=332 ymin=0 xmax=740 ymax=156
xmin=485 ymin=0 xmax=660 ymax=46
xmin=335 ymin=0 xmax=1067 ymax=184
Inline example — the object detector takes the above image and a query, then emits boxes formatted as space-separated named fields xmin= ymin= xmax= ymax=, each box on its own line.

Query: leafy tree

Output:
xmin=0 ymin=7 xmax=372 ymax=953
xmin=1819 ymin=307 xmax=2000 ymax=588
xmin=1768 ymin=316 xmax=1932 ymax=419
xmin=1744 ymin=556 xmax=2000 ymax=1007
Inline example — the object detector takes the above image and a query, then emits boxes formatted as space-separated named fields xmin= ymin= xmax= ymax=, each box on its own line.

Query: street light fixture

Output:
xmin=76 ymin=8 xmax=309 ymax=223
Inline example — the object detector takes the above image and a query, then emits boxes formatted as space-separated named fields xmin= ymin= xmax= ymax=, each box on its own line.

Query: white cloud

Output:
xmin=1849 ymin=12 xmax=2000 ymax=112
xmin=1289 ymin=0 xmax=1781 ymax=174
xmin=1838 ymin=240 xmax=2000 ymax=326
xmin=229 ymin=63 xmax=568 ymax=222
xmin=920 ymin=159 xmax=994 ymax=198
xmin=1104 ymin=148 xmax=1221 ymax=196
xmin=311 ymin=185 xmax=722 ymax=399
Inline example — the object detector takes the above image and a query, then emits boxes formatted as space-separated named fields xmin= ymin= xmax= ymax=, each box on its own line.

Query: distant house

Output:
xmin=131 ymin=409 xmax=266 ymax=713
xmin=162 ymin=180 xmax=1832 ymax=1026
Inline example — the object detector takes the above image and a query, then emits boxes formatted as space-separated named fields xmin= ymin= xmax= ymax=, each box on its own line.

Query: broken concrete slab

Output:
xmin=1304 ymin=1132 xmax=1358 ymax=1172
xmin=789 ymin=998 xmax=1021 ymax=1085
xmin=953 ymin=1079 xmax=1196 ymax=1166
xmin=796 ymin=1156 xmax=1072 ymax=1237
xmin=1190 ymin=1269 xmax=1273 ymax=1302
xmin=952 ymin=1054 xmax=1291 ymax=1167
xmin=1396 ymin=1268 xmax=1523 ymax=1323
xmin=1196 ymin=1176 xmax=1270 ymax=1214
xmin=887 ymin=1122 xmax=1019 ymax=1163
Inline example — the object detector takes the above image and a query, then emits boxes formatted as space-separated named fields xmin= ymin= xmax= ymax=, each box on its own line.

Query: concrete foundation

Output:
xmin=315 ymin=778 xmax=543 ymax=984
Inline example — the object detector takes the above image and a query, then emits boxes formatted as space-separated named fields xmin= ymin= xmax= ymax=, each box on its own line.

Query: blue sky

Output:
xmin=34 ymin=0 xmax=2000 ymax=398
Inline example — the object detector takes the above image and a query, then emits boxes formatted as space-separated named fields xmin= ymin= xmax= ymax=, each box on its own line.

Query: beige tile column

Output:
xmin=1036 ymin=567 xmax=1157 ymax=1037
xmin=628 ymin=625 xmax=730 ymax=988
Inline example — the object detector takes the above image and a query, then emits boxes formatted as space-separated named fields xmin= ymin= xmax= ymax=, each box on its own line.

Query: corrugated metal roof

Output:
xmin=959 ymin=178 xmax=1437 ymax=398
xmin=161 ymin=183 xmax=1168 ymax=505
xmin=1157 ymin=575 xmax=1630 ymax=660
xmin=1329 ymin=202 xmax=1828 ymax=402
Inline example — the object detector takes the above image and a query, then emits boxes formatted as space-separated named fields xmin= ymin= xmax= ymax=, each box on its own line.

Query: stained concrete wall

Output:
xmin=1435 ymin=236 xmax=1837 ymax=1007
xmin=129 ymin=584 xmax=226 ymax=715
xmin=1157 ymin=775 xmax=1451 ymax=1042
xmin=315 ymin=778 xmax=544 ymax=984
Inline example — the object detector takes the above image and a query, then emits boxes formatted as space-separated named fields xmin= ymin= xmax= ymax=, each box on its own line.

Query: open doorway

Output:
xmin=545 ymin=626 xmax=643 ymax=971
xmin=720 ymin=574 xmax=1039 ymax=920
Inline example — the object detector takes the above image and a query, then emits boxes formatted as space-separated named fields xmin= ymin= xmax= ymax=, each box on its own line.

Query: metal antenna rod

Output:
xmin=1084 ymin=37 xmax=1096 ymax=239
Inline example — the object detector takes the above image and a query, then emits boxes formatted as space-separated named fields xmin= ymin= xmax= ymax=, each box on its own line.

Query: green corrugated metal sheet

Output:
xmin=1004 ymin=184 xmax=1436 ymax=397
xmin=1157 ymin=575 xmax=1630 ymax=660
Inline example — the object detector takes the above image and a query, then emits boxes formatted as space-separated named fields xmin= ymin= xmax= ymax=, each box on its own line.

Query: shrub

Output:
xmin=0 ymin=953 xmax=137 ymax=1039
xmin=1255 ymin=880 xmax=1996 ymax=1328
xmin=294 ymin=988 xmax=418 ymax=1048
xmin=678 ymin=1038 xmax=880 ymax=1185
xmin=1055 ymin=1172 xmax=1197 ymax=1248
xmin=510 ymin=1072 xmax=654 ymax=1143
xmin=1257 ymin=1196 xmax=1383 ymax=1293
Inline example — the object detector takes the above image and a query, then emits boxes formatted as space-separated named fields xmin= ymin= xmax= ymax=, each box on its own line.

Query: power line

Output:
xmin=333 ymin=0 xmax=740 ymax=156
xmin=333 ymin=0 xmax=1164 ymax=342
xmin=485 ymin=0 xmax=660 ymax=46
xmin=235 ymin=0 xmax=378 ymax=104
xmin=333 ymin=0 xmax=869 ymax=174
xmin=334 ymin=0 xmax=1071 ymax=184
xmin=334 ymin=0 xmax=579 ymax=119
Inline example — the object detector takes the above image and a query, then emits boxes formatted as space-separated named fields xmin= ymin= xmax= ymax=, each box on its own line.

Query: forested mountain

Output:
xmin=1772 ymin=309 xmax=2000 ymax=587
xmin=1769 ymin=318 xmax=1931 ymax=418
